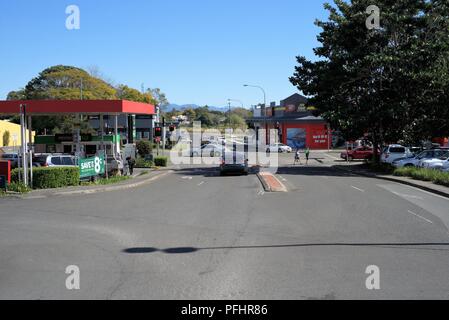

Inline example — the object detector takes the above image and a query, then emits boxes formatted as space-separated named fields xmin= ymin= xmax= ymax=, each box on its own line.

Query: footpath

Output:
xmin=5 ymin=168 xmax=172 ymax=199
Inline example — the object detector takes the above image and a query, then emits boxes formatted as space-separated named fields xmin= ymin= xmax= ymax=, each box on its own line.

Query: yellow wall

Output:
xmin=0 ymin=120 xmax=35 ymax=147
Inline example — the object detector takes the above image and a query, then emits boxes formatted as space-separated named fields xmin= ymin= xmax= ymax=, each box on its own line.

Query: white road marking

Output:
xmin=182 ymin=176 xmax=193 ymax=180
xmin=407 ymin=210 xmax=433 ymax=224
xmin=351 ymin=186 xmax=365 ymax=192
xmin=198 ymin=181 xmax=205 ymax=186
xmin=258 ymin=190 xmax=265 ymax=196
xmin=390 ymin=191 xmax=424 ymax=200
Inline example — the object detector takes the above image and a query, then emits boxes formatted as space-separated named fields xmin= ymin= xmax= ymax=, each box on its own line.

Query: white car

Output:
xmin=418 ymin=150 xmax=449 ymax=168
xmin=191 ymin=144 xmax=226 ymax=157
xmin=266 ymin=143 xmax=293 ymax=153
xmin=380 ymin=145 xmax=412 ymax=164
xmin=420 ymin=156 xmax=449 ymax=170
xmin=392 ymin=149 xmax=447 ymax=168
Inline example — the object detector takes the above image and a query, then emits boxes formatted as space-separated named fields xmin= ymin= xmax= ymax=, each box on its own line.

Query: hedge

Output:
xmin=11 ymin=167 xmax=80 ymax=189
xmin=394 ymin=167 xmax=449 ymax=187
xmin=154 ymin=156 xmax=168 ymax=167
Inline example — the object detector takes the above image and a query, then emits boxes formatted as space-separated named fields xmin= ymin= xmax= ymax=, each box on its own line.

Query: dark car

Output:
xmin=220 ymin=152 xmax=248 ymax=176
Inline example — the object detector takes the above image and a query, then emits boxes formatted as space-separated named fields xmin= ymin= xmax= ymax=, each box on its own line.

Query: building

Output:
xmin=248 ymin=93 xmax=331 ymax=150
xmin=0 ymin=119 xmax=35 ymax=150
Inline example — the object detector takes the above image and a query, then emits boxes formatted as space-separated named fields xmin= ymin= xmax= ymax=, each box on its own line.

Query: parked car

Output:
xmin=420 ymin=153 xmax=449 ymax=169
xmin=0 ymin=153 xmax=20 ymax=168
xmin=33 ymin=154 xmax=76 ymax=167
xmin=380 ymin=145 xmax=412 ymax=164
xmin=220 ymin=151 xmax=248 ymax=176
xmin=340 ymin=146 xmax=377 ymax=161
xmin=266 ymin=143 xmax=292 ymax=153
xmin=417 ymin=150 xmax=449 ymax=168
xmin=392 ymin=149 xmax=448 ymax=168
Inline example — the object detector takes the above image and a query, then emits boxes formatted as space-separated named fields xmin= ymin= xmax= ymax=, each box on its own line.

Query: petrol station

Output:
xmin=0 ymin=99 xmax=156 ymax=187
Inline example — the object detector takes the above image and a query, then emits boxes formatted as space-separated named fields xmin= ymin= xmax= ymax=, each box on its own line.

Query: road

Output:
xmin=1 ymin=153 xmax=449 ymax=299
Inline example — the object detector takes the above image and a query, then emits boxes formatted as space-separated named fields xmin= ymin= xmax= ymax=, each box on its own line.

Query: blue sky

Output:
xmin=0 ymin=0 xmax=329 ymax=107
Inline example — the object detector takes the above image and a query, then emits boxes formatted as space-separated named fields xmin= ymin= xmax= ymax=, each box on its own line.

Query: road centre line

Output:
xmin=407 ymin=210 xmax=433 ymax=224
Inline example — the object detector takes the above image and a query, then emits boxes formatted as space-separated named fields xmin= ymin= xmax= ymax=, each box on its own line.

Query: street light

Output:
xmin=243 ymin=84 xmax=266 ymax=110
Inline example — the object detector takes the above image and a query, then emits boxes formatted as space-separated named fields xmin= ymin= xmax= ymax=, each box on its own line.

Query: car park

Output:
xmin=220 ymin=151 xmax=248 ymax=175
xmin=340 ymin=146 xmax=377 ymax=161
xmin=266 ymin=143 xmax=292 ymax=153
xmin=380 ymin=145 xmax=412 ymax=164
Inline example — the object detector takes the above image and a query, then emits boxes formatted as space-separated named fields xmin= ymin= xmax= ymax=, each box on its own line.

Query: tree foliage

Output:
xmin=5 ymin=65 xmax=168 ymax=134
xmin=290 ymin=0 xmax=449 ymax=151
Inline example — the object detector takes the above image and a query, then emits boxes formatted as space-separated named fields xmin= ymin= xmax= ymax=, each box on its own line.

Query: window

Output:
xmin=51 ymin=157 xmax=62 ymax=165
xmin=389 ymin=147 xmax=406 ymax=153
xmin=62 ymin=157 xmax=74 ymax=166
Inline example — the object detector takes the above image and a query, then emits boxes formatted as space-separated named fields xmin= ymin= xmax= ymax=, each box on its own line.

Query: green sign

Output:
xmin=79 ymin=155 xmax=105 ymax=179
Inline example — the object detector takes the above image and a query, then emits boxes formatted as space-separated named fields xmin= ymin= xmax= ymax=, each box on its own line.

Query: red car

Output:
xmin=340 ymin=146 xmax=377 ymax=161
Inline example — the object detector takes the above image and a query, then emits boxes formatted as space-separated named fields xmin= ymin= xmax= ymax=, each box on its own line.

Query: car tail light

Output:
xmin=385 ymin=153 xmax=390 ymax=159
xmin=43 ymin=162 xmax=49 ymax=167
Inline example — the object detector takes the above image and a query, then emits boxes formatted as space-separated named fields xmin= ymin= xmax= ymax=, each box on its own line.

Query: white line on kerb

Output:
xmin=351 ymin=186 xmax=365 ymax=192
xmin=407 ymin=210 xmax=433 ymax=224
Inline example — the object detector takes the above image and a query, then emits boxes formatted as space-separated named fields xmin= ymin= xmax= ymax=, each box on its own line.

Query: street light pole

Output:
xmin=244 ymin=84 xmax=267 ymax=144
xmin=243 ymin=84 xmax=266 ymax=110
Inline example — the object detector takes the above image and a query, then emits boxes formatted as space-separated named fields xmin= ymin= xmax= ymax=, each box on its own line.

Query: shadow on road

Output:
xmin=123 ymin=242 xmax=449 ymax=255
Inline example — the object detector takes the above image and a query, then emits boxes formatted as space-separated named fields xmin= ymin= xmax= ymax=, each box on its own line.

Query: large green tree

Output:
xmin=290 ymin=0 xmax=449 ymax=157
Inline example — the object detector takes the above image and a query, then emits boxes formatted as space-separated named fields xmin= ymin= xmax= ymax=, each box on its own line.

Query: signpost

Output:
xmin=79 ymin=154 xmax=105 ymax=179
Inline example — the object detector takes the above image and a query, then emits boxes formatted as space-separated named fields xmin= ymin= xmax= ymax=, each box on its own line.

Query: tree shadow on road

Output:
xmin=123 ymin=242 xmax=449 ymax=255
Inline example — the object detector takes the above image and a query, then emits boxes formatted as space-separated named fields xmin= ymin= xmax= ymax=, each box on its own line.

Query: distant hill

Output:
xmin=165 ymin=104 xmax=230 ymax=113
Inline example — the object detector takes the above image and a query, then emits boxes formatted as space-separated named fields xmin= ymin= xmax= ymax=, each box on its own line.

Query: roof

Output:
xmin=0 ymin=100 xmax=155 ymax=115
xmin=247 ymin=115 xmax=326 ymax=123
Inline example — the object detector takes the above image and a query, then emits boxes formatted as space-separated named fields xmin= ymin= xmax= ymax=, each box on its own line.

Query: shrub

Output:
xmin=11 ymin=167 xmax=80 ymax=189
xmin=154 ymin=156 xmax=168 ymax=167
xmin=135 ymin=157 xmax=153 ymax=168
xmin=394 ymin=167 xmax=449 ymax=187
xmin=136 ymin=140 xmax=151 ymax=158
xmin=7 ymin=182 xmax=31 ymax=193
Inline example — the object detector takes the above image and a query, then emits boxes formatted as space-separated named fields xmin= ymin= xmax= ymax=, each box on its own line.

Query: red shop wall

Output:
xmin=281 ymin=123 xmax=331 ymax=150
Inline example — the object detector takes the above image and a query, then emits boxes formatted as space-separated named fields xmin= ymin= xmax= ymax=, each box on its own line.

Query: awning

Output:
xmin=0 ymin=100 xmax=156 ymax=115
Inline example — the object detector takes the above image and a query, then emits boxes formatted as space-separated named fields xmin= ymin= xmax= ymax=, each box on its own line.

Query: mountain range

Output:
xmin=164 ymin=104 xmax=232 ymax=112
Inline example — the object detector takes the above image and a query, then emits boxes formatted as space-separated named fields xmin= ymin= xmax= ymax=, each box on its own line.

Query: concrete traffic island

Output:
xmin=257 ymin=171 xmax=288 ymax=192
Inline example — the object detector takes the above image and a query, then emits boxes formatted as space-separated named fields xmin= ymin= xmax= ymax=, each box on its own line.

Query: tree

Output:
xmin=116 ymin=85 xmax=153 ymax=103
xmin=136 ymin=140 xmax=151 ymax=157
xmin=25 ymin=65 xmax=116 ymax=100
xmin=290 ymin=0 xmax=448 ymax=160
xmin=2 ymin=130 xmax=10 ymax=146
xmin=147 ymin=88 xmax=169 ymax=111
xmin=5 ymin=65 xmax=161 ymax=134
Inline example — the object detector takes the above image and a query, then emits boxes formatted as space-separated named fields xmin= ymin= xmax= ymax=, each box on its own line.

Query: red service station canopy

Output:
xmin=0 ymin=100 xmax=156 ymax=115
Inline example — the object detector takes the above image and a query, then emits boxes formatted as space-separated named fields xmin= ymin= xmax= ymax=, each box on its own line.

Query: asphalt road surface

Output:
xmin=1 ymin=156 xmax=449 ymax=299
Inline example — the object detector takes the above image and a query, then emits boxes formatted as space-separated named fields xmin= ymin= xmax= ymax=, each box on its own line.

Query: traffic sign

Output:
xmin=79 ymin=155 xmax=105 ymax=179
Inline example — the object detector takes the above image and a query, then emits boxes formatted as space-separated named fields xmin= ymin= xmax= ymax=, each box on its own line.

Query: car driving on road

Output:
xmin=220 ymin=151 xmax=248 ymax=175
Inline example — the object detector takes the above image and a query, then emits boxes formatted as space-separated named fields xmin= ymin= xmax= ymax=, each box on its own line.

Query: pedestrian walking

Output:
xmin=127 ymin=156 xmax=136 ymax=176
xmin=305 ymin=147 xmax=310 ymax=165
xmin=294 ymin=149 xmax=302 ymax=165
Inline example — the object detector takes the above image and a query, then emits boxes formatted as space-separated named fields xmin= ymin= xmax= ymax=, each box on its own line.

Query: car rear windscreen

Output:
xmin=390 ymin=147 xmax=406 ymax=153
